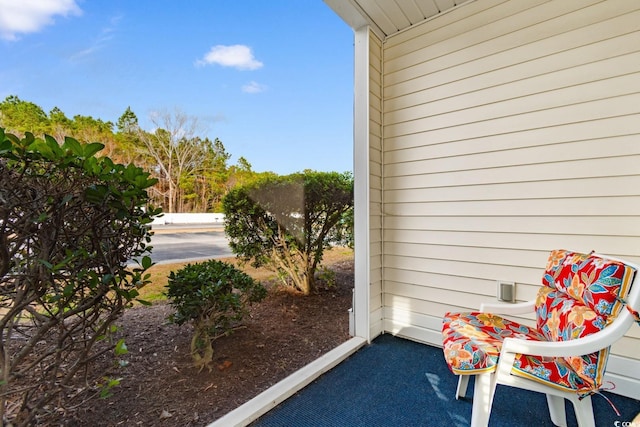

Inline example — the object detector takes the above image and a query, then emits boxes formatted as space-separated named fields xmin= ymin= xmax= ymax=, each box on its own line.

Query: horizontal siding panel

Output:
xmin=369 ymin=154 xmax=381 ymax=173
xmin=369 ymin=71 xmax=381 ymax=99
xmin=385 ymin=271 xmax=538 ymax=304
xmin=384 ymin=176 xmax=640 ymax=203
xmin=608 ymin=355 xmax=640 ymax=379
xmin=385 ymin=155 xmax=640 ymax=184
xmin=611 ymin=337 xmax=640 ymax=360
xmin=383 ymin=216 xmax=640 ymax=237
xmin=385 ymin=131 xmax=640 ymax=167
xmin=384 ymin=322 xmax=444 ymax=347
xmin=384 ymin=92 xmax=640 ymax=139
xmin=370 ymin=322 xmax=383 ymax=340
xmin=383 ymin=244 xmax=547 ymax=269
xmin=370 ymin=83 xmax=382 ymax=105
xmin=370 ymin=270 xmax=382 ymax=287
xmin=386 ymin=269 xmax=496 ymax=296
xmin=369 ymin=174 xmax=382 ymax=193
xmin=369 ymin=190 xmax=381 ymax=205
xmin=370 ymin=305 xmax=383 ymax=323
xmin=385 ymin=0 xmax=585 ymax=72
xmin=384 ymin=256 xmax=539 ymax=285
xmin=385 ymin=73 xmax=640 ymax=136
xmin=384 ymin=114 xmax=640 ymax=157
xmin=386 ymin=2 xmax=640 ymax=88
xmin=387 ymin=61 xmax=640 ymax=127
xmin=370 ymin=292 xmax=382 ymax=313
xmin=369 ymin=105 xmax=381 ymax=126
xmin=386 ymin=294 xmax=475 ymax=319
xmin=385 ymin=21 xmax=640 ymax=120
xmin=382 ymin=230 xmax=640 ymax=258
xmin=385 ymin=289 xmax=537 ymax=323
xmin=370 ymin=229 xmax=382 ymax=246
xmin=371 ymin=279 xmax=382 ymax=297
xmin=386 ymin=32 xmax=640 ymax=113
xmin=369 ymin=214 xmax=382 ymax=231
xmin=370 ymin=249 xmax=382 ymax=268
xmin=369 ymin=160 xmax=382 ymax=179
xmin=386 ymin=281 xmax=538 ymax=315
xmin=384 ymin=196 xmax=640 ymax=217
xmin=369 ymin=45 xmax=381 ymax=72
xmin=369 ymin=161 xmax=381 ymax=178
xmin=368 ymin=148 xmax=382 ymax=169
xmin=385 ymin=306 xmax=444 ymax=331
xmin=625 ymin=328 xmax=640 ymax=340
xmin=383 ymin=93 xmax=640 ymax=142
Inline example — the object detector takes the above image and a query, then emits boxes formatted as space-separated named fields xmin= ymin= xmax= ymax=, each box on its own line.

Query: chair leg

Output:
xmin=546 ymin=394 xmax=567 ymax=427
xmin=571 ymin=394 xmax=595 ymax=427
xmin=456 ymin=375 xmax=471 ymax=399
xmin=470 ymin=372 xmax=495 ymax=427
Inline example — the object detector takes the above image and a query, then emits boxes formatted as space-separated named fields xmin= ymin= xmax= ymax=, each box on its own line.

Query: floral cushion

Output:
xmin=442 ymin=311 xmax=604 ymax=392
xmin=540 ymin=249 xmax=633 ymax=323
xmin=442 ymin=311 xmax=546 ymax=374
xmin=442 ymin=249 xmax=636 ymax=393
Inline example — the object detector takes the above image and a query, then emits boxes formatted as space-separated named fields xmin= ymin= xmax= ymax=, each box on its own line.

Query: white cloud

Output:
xmin=0 ymin=0 xmax=82 ymax=41
xmin=242 ymin=81 xmax=267 ymax=94
xmin=196 ymin=44 xmax=263 ymax=70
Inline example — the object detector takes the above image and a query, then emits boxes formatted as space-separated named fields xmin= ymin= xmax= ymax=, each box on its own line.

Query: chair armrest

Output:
xmin=480 ymin=300 xmax=535 ymax=315
xmin=499 ymin=311 xmax=635 ymax=358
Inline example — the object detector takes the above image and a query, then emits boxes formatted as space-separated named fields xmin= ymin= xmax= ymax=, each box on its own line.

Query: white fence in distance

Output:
xmin=151 ymin=213 xmax=225 ymax=225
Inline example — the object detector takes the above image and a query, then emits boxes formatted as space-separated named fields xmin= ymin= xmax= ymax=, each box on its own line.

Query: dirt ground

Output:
xmin=62 ymin=256 xmax=354 ymax=426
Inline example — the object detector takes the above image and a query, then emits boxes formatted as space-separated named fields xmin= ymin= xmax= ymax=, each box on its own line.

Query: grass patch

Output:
xmin=137 ymin=247 xmax=353 ymax=303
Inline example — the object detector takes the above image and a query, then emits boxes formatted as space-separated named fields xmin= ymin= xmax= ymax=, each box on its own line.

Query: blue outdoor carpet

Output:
xmin=252 ymin=334 xmax=639 ymax=427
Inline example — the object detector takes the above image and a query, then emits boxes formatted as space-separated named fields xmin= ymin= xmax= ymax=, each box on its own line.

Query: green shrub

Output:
xmin=166 ymin=259 xmax=267 ymax=370
xmin=222 ymin=171 xmax=353 ymax=295
xmin=0 ymin=128 xmax=161 ymax=425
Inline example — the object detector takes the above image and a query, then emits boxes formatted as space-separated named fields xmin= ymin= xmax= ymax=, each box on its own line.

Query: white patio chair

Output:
xmin=442 ymin=250 xmax=640 ymax=427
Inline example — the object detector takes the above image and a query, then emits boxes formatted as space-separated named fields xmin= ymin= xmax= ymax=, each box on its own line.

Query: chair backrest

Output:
xmin=533 ymin=249 xmax=637 ymax=389
xmin=536 ymin=249 xmax=636 ymax=341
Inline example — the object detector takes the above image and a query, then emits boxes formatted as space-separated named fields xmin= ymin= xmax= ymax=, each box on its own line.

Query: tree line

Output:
xmin=0 ymin=95 xmax=274 ymax=212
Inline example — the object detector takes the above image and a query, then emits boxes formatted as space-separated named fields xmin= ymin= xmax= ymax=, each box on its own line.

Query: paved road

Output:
xmin=143 ymin=225 xmax=233 ymax=265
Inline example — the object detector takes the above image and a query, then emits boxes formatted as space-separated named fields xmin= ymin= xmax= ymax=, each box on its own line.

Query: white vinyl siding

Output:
xmin=368 ymin=29 xmax=384 ymax=339
xmin=379 ymin=0 xmax=640 ymax=397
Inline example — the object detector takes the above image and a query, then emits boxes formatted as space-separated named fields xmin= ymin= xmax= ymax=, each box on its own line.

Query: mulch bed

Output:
xmin=60 ymin=259 xmax=353 ymax=426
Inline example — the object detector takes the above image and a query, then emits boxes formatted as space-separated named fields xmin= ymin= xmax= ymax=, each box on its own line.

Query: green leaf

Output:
xmin=114 ymin=339 xmax=128 ymax=356
xmin=38 ymin=259 xmax=53 ymax=269
xmin=141 ymin=255 xmax=153 ymax=270
xmin=0 ymin=137 xmax=11 ymax=153
xmin=83 ymin=142 xmax=104 ymax=158
xmin=62 ymin=136 xmax=83 ymax=156
xmin=45 ymin=134 xmax=63 ymax=156
xmin=84 ymin=184 xmax=108 ymax=204
xmin=31 ymin=139 xmax=55 ymax=160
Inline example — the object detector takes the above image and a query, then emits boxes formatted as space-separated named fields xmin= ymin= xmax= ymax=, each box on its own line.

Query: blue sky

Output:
xmin=0 ymin=1 xmax=354 ymax=174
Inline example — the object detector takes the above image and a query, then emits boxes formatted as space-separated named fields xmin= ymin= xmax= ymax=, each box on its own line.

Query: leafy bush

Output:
xmin=222 ymin=171 xmax=353 ymax=295
xmin=166 ymin=259 xmax=267 ymax=370
xmin=0 ymin=129 xmax=161 ymax=425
